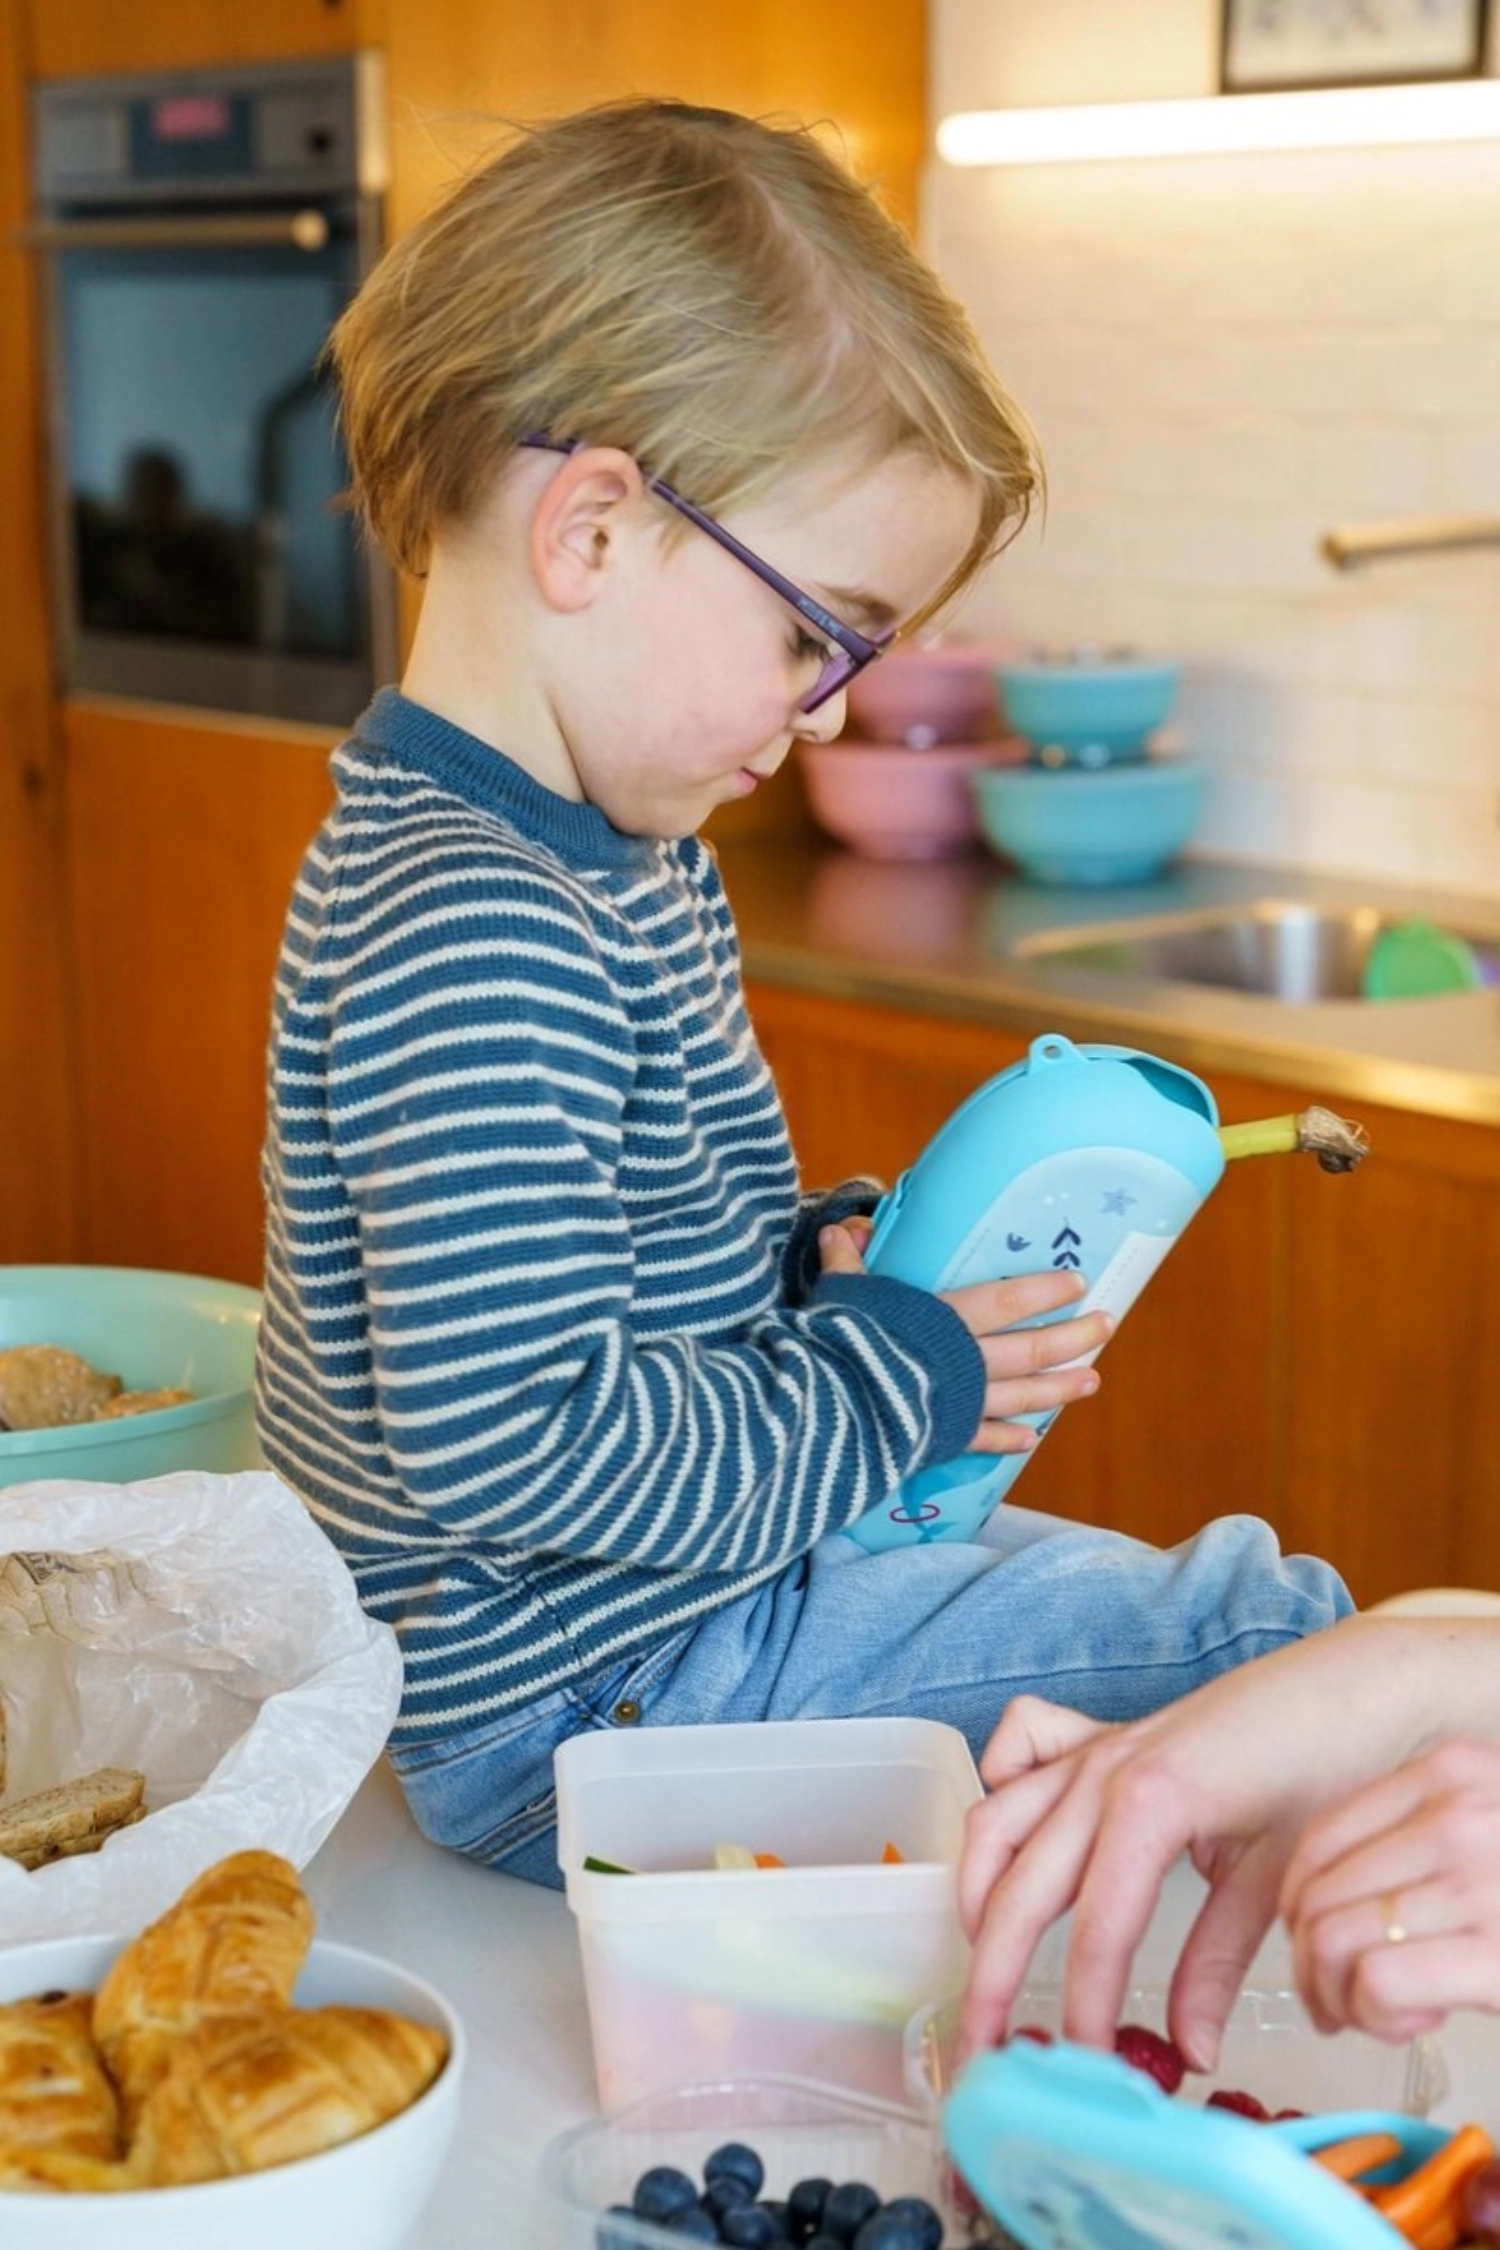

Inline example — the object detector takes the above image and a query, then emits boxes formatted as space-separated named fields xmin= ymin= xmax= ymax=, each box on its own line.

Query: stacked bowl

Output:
xmin=798 ymin=642 xmax=1023 ymax=861
xmin=974 ymin=649 xmax=1203 ymax=885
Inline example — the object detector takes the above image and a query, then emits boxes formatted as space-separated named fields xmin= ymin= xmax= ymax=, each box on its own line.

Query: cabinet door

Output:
xmin=1277 ymin=1096 xmax=1500 ymax=1608
xmin=385 ymin=0 xmax=927 ymax=239
xmin=62 ymin=699 xmax=333 ymax=1285
xmin=27 ymin=0 xmax=386 ymax=76
xmin=744 ymin=983 xmax=1281 ymax=1545
xmin=0 ymin=0 xmax=75 ymax=1260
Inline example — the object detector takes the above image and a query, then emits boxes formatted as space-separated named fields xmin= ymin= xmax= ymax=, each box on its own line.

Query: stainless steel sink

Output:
xmin=1011 ymin=899 xmax=1500 ymax=1002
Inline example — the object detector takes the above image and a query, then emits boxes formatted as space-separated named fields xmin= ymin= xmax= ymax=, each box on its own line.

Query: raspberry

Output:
xmin=1206 ymin=2088 xmax=1271 ymax=2121
xmin=1112 ymin=2023 xmax=1186 ymax=2093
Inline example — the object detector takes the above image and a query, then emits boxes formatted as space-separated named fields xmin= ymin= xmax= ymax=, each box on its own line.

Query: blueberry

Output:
xmin=706 ymin=2143 xmax=767 ymax=2198
xmin=667 ymin=2209 xmax=723 ymax=2240
xmin=853 ymin=2203 xmax=944 ymax=2250
xmin=804 ymin=2238 xmax=846 ymax=2250
xmin=705 ymin=2174 xmax=756 ymax=2220
xmin=788 ymin=2178 xmax=834 ymax=2241
xmin=597 ymin=2204 xmax=641 ymax=2250
xmin=719 ymin=2202 xmax=789 ymax=2247
xmin=821 ymin=2183 xmax=882 ymax=2243
xmin=634 ymin=2165 xmax=701 ymax=2224
xmin=856 ymin=2197 xmax=943 ymax=2250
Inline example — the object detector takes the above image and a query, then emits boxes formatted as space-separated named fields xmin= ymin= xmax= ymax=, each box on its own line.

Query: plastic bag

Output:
xmin=0 ymin=1469 xmax=402 ymax=1941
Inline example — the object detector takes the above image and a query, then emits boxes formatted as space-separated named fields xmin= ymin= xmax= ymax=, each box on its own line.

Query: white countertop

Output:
xmin=306 ymin=1760 xmax=1500 ymax=2248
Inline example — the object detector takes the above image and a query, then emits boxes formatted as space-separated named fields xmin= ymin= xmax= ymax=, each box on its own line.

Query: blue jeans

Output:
xmin=387 ymin=1508 xmax=1352 ymax=1888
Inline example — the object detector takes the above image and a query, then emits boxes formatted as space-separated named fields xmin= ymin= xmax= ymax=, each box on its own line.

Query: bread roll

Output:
xmin=0 ymin=1346 xmax=120 ymax=1429
xmin=131 ymin=2005 xmax=448 ymax=2185
xmin=93 ymin=1850 xmax=314 ymax=2128
xmin=0 ymin=1989 xmax=124 ymax=2189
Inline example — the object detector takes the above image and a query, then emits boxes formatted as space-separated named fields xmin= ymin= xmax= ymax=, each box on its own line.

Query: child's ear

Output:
xmin=528 ymin=446 xmax=645 ymax=613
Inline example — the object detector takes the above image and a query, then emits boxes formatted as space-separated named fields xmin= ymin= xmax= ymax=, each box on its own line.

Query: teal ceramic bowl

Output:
xmin=997 ymin=659 xmax=1182 ymax=763
xmin=0 ymin=1265 xmax=262 ymax=1487
xmin=974 ymin=759 xmax=1205 ymax=886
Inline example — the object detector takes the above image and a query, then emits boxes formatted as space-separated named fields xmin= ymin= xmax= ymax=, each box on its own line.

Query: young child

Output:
xmin=256 ymin=98 xmax=1350 ymax=1885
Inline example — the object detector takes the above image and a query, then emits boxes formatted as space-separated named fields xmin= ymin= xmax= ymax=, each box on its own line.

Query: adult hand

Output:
xmin=817 ymin=1225 xmax=1110 ymax=1456
xmin=955 ymin=1616 xmax=1447 ymax=2071
xmin=1280 ymin=1737 xmax=1500 ymax=2042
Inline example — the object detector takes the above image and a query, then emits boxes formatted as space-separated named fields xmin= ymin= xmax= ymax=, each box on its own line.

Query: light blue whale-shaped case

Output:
xmin=846 ymin=1032 xmax=1226 ymax=1553
xmin=944 ymin=2039 xmax=1446 ymax=2250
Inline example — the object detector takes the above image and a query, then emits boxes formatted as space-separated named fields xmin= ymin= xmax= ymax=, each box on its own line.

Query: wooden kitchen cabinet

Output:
xmin=0 ymin=0 xmax=75 ymax=1263
xmin=28 ymin=0 xmax=389 ymax=78
xmin=61 ymin=699 xmax=336 ymax=1286
xmin=745 ymin=978 xmax=1500 ymax=1611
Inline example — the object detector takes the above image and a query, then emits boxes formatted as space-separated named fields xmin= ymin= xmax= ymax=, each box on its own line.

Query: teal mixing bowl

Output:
xmin=0 ymin=1265 xmax=262 ymax=1487
xmin=974 ymin=759 xmax=1205 ymax=885
xmin=997 ymin=658 xmax=1182 ymax=763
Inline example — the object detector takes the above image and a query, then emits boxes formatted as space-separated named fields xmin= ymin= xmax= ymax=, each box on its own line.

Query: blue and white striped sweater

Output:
xmin=257 ymin=690 xmax=983 ymax=1743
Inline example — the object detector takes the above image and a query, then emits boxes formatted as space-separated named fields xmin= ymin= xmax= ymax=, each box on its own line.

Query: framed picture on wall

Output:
xmin=1221 ymin=0 xmax=1490 ymax=91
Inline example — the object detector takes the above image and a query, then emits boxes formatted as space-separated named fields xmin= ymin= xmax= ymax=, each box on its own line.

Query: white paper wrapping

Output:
xmin=0 ymin=1469 xmax=402 ymax=1941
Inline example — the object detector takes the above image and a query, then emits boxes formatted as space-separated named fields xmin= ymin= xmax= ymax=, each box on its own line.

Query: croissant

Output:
xmin=0 ymin=1989 xmax=123 ymax=2177
xmin=130 ymin=2005 xmax=449 ymax=2186
xmin=92 ymin=1849 xmax=314 ymax=2128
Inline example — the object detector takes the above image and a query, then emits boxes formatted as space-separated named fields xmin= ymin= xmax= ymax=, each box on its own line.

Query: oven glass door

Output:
xmin=50 ymin=213 xmax=382 ymax=726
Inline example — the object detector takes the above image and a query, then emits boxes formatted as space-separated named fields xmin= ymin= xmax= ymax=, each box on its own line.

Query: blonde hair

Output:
xmin=328 ymin=99 xmax=1041 ymax=610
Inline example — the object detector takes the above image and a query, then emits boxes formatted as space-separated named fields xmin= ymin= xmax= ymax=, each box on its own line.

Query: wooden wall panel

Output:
xmin=30 ymin=0 xmax=388 ymax=79
xmin=62 ymin=699 xmax=336 ymax=1283
xmin=0 ymin=0 xmax=76 ymax=1261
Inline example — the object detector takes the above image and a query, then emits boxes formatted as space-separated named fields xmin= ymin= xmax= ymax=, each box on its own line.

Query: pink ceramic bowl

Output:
xmin=845 ymin=642 xmax=1007 ymax=747
xmin=799 ymin=739 xmax=1010 ymax=861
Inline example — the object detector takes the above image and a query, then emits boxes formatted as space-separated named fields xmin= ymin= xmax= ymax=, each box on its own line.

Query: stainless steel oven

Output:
xmin=29 ymin=55 xmax=395 ymax=728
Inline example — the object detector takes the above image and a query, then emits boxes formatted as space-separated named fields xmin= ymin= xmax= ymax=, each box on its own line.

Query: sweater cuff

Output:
xmin=781 ymin=1179 xmax=885 ymax=1307
xmin=809 ymin=1271 xmax=986 ymax=1466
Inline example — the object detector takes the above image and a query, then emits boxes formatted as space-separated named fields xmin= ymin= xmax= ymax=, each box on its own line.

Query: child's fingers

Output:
xmin=981 ymin=1310 xmax=1112 ymax=1376
xmin=942 ymin=1268 xmax=1089 ymax=1332
xmin=816 ymin=1223 xmax=868 ymax=1275
xmin=979 ymin=1363 xmax=1100 ymax=1424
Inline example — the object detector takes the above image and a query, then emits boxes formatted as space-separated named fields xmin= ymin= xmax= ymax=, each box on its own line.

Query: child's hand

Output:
xmin=817 ymin=1226 xmax=1110 ymax=1456
xmin=941 ymin=1269 xmax=1111 ymax=1456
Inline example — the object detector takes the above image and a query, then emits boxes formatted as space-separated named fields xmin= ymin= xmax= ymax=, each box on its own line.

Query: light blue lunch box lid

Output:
xmin=944 ymin=2039 xmax=1446 ymax=2250
xmin=864 ymin=1032 xmax=1226 ymax=1287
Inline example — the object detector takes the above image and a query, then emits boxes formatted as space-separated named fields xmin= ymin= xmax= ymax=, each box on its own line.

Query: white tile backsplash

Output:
xmin=925 ymin=51 xmax=1500 ymax=898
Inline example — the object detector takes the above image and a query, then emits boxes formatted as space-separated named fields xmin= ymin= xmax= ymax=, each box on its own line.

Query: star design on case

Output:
xmin=1101 ymin=1189 xmax=1138 ymax=1215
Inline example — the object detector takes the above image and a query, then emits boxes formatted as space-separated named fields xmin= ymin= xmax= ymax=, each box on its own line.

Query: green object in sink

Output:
xmin=1362 ymin=919 xmax=1484 ymax=1000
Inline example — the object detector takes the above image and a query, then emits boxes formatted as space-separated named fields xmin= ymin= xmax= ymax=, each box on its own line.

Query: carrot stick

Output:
xmin=881 ymin=1840 xmax=905 ymax=1864
xmin=1370 ymin=2123 xmax=1494 ymax=2250
xmin=1312 ymin=2132 xmax=1405 ymax=2183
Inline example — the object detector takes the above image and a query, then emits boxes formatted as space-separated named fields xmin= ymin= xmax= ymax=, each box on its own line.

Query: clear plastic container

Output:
xmin=541 ymin=2074 xmax=949 ymax=2250
xmin=905 ymin=1985 xmax=1448 ymax=2122
xmin=554 ymin=1717 xmax=982 ymax=2107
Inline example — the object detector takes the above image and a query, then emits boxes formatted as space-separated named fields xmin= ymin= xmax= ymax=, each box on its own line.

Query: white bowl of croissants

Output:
xmin=0 ymin=1848 xmax=463 ymax=2247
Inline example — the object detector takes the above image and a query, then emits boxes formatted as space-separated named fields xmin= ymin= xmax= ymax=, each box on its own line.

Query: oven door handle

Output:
xmin=18 ymin=209 xmax=331 ymax=253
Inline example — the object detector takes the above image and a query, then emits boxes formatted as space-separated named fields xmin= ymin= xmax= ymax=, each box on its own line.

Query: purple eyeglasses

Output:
xmin=520 ymin=433 xmax=894 ymax=713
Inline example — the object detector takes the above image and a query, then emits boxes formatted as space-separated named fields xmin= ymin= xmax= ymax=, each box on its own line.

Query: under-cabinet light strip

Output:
xmin=937 ymin=79 xmax=1500 ymax=167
